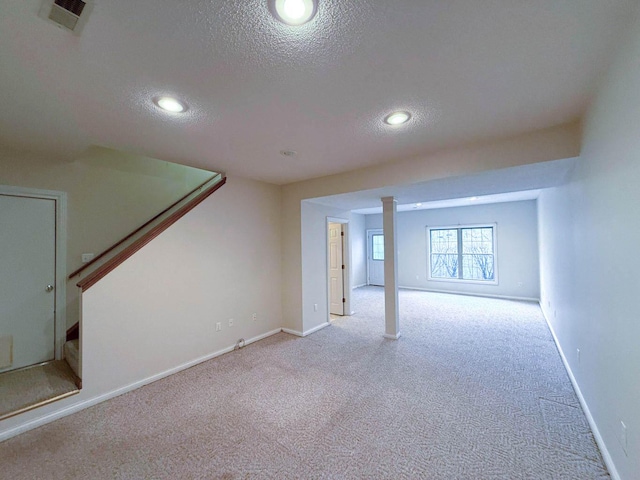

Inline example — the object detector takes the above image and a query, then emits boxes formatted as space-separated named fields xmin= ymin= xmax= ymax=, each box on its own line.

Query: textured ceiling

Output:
xmin=0 ymin=0 xmax=635 ymax=184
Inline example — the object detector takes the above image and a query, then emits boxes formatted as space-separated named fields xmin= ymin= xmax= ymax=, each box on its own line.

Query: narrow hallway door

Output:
xmin=0 ymin=194 xmax=56 ymax=373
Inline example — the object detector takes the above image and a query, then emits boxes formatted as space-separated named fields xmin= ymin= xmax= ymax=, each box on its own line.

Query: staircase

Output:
xmin=64 ymin=172 xmax=227 ymax=388
xmin=64 ymin=340 xmax=80 ymax=385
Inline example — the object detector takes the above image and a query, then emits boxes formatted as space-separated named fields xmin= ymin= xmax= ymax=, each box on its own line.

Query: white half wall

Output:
xmin=365 ymin=200 xmax=540 ymax=300
xmin=538 ymin=8 xmax=640 ymax=478
xmin=0 ymin=175 xmax=282 ymax=439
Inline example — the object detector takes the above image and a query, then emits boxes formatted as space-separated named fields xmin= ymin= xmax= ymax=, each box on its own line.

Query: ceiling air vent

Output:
xmin=39 ymin=0 xmax=93 ymax=35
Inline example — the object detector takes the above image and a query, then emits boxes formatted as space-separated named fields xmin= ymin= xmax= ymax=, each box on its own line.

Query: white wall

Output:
xmin=350 ymin=213 xmax=367 ymax=288
xmin=0 ymin=175 xmax=282 ymax=439
xmin=538 ymin=8 xmax=640 ymax=478
xmin=282 ymin=123 xmax=580 ymax=332
xmin=0 ymin=146 xmax=214 ymax=327
xmin=300 ymin=201 xmax=355 ymax=333
xmin=298 ymin=204 xmax=366 ymax=334
xmin=365 ymin=200 xmax=539 ymax=300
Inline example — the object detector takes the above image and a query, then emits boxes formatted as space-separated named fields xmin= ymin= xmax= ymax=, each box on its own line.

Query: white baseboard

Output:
xmin=0 ymin=328 xmax=282 ymax=443
xmin=540 ymin=306 xmax=620 ymax=480
xmin=352 ymin=283 xmax=367 ymax=289
xmin=383 ymin=332 xmax=401 ymax=340
xmin=303 ymin=322 xmax=330 ymax=336
xmin=399 ymin=285 xmax=539 ymax=303
xmin=281 ymin=327 xmax=304 ymax=337
xmin=282 ymin=322 xmax=330 ymax=338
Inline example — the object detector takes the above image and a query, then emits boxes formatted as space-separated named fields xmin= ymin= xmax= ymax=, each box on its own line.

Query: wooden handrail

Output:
xmin=69 ymin=175 xmax=220 ymax=279
xmin=77 ymin=176 xmax=226 ymax=291
xmin=66 ymin=322 xmax=79 ymax=342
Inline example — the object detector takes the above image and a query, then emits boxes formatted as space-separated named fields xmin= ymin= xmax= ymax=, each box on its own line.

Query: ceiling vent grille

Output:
xmin=54 ymin=0 xmax=86 ymax=16
xmin=39 ymin=0 xmax=93 ymax=35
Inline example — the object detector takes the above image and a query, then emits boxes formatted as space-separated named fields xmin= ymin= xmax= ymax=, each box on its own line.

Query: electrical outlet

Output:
xmin=229 ymin=318 xmax=234 ymax=327
xmin=517 ymin=281 xmax=523 ymax=287
xmin=252 ymin=313 xmax=257 ymax=321
xmin=620 ymin=421 xmax=628 ymax=454
xmin=576 ymin=348 xmax=580 ymax=364
xmin=416 ymin=274 xmax=420 ymax=280
xmin=313 ymin=304 xmax=318 ymax=312
xmin=548 ymin=301 xmax=551 ymax=308
xmin=81 ymin=253 xmax=94 ymax=263
xmin=215 ymin=322 xmax=221 ymax=332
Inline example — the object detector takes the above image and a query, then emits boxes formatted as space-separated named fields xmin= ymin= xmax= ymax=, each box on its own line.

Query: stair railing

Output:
xmin=70 ymin=173 xmax=226 ymax=291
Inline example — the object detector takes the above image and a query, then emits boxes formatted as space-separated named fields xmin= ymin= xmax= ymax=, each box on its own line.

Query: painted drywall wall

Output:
xmin=285 ymin=122 xmax=580 ymax=202
xmin=364 ymin=201 xmax=539 ymax=300
xmin=300 ymin=201 xmax=358 ymax=333
xmin=0 ymin=146 xmax=214 ymax=327
xmin=350 ymin=213 xmax=367 ymax=288
xmin=538 ymin=8 xmax=640 ymax=478
xmin=0 ymin=175 xmax=282 ymax=438
xmin=283 ymin=123 xmax=579 ymax=332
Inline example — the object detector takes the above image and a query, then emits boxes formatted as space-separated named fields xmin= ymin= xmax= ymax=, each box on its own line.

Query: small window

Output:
xmin=372 ymin=234 xmax=384 ymax=260
xmin=428 ymin=225 xmax=496 ymax=282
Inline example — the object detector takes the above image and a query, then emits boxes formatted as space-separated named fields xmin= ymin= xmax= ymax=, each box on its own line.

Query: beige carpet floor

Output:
xmin=0 ymin=360 xmax=79 ymax=420
xmin=0 ymin=287 xmax=608 ymax=479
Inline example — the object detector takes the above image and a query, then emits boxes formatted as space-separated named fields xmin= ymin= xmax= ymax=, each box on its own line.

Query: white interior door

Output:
xmin=367 ymin=229 xmax=385 ymax=286
xmin=329 ymin=222 xmax=344 ymax=315
xmin=0 ymin=194 xmax=56 ymax=373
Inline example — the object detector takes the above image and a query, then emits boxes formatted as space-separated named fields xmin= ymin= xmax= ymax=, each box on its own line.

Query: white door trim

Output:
xmin=326 ymin=217 xmax=350 ymax=320
xmin=0 ymin=185 xmax=68 ymax=360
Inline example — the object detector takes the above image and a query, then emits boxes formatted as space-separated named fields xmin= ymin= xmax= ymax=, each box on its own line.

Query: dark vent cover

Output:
xmin=54 ymin=0 xmax=85 ymax=16
xmin=39 ymin=0 xmax=92 ymax=35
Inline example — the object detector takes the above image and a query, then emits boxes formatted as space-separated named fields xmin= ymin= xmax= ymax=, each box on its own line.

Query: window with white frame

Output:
xmin=371 ymin=234 xmax=384 ymax=260
xmin=428 ymin=225 xmax=496 ymax=282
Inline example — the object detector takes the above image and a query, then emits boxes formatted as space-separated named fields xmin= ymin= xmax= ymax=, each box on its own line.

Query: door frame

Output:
xmin=0 ymin=185 xmax=67 ymax=360
xmin=326 ymin=217 xmax=350 ymax=320
xmin=366 ymin=229 xmax=384 ymax=286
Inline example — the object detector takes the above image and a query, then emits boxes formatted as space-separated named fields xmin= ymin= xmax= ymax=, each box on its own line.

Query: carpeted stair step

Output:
xmin=64 ymin=339 xmax=79 ymax=378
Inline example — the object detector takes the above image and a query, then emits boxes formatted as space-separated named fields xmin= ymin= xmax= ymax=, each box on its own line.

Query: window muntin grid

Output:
xmin=429 ymin=226 xmax=495 ymax=282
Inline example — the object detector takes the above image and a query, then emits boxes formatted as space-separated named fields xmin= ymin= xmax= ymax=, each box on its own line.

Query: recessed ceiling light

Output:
xmin=470 ymin=196 xmax=478 ymax=201
xmin=384 ymin=111 xmax=411 ymax=125
xmin=154 ymin=96 xmax=188 ymax=113
xmin=416 ymin=203 xmax=423 ymax=207
xmin=272 ymin=0 xmax=317 ymax=26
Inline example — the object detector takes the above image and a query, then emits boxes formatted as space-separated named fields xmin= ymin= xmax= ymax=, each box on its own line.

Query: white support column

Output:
xmin=382 ymin=196 xmax=400 ymax=340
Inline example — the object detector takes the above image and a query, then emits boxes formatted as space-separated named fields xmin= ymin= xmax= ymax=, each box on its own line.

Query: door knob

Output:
xmin=46 ymin=284 xmax=54 ymax=292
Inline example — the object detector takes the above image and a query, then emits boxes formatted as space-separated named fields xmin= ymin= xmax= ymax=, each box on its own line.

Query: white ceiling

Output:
xmin=350 ymin=190 xmax=542 ymax=215
xmin=309 ymin=157 xmax=576 ymax=213
xmin=0 ymin=1 xmax=635 ymax=185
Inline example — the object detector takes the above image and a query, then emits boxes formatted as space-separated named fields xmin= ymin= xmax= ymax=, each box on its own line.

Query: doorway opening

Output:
xmin=0 ymin=185 xmax=77 ymax=420
xmin=326 ymin=217 xmax=350 ymax=319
